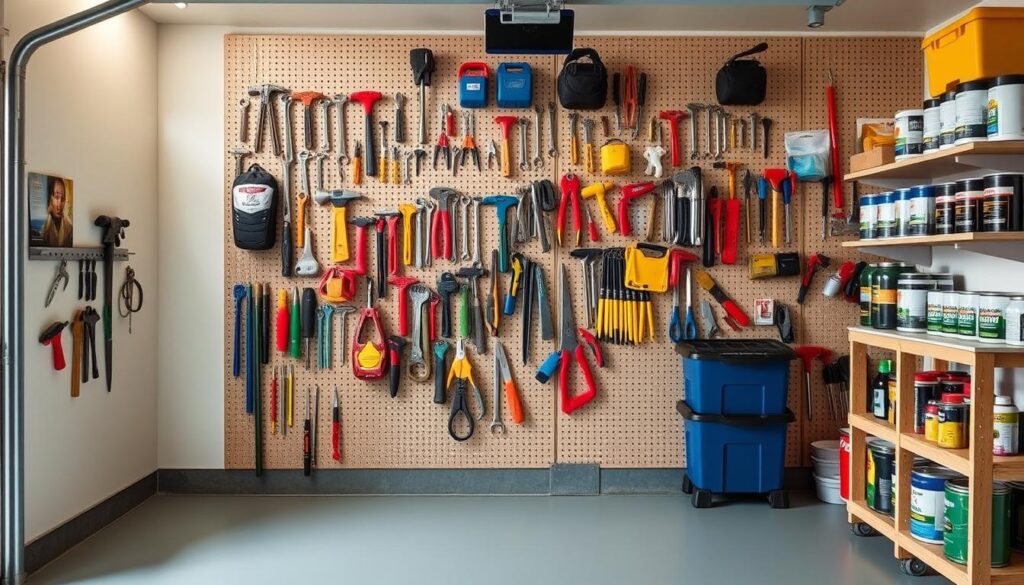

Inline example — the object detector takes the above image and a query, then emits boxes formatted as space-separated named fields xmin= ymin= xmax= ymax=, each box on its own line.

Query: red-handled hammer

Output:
xmin=40 ymin=321 xmax=69 ymax=371
xmin=659 ymin=110 xmax=688 ymax=167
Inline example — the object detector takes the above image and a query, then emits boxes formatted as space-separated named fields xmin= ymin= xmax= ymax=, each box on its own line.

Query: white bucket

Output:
xmin=814 ymin=474 xmax=844 ymax=505
xmin=810 ymin=440 xmax=840 ymax=460
xmin=812 ymin=456 xmax=840 ymax=479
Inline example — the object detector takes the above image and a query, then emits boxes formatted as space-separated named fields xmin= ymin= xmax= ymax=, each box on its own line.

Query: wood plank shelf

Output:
xmin=849 ymin=413 xmax=897 ymax=443
xmin=848 ymin=327 xmax=1024 ymax=368
xmin=841 ymin=232 xmax=1024 ymax=264
xmin=844 ymin=140 xmax=1024 ymax=188
xmin=897 ymin=531 xmax=1024 ymax=585
xmin=900 ymin=433 xmax=970 ymax=476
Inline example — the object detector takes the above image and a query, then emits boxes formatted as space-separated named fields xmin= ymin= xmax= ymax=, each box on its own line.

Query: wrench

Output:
xmin=404 ymin=150 xmax=413 ymax=185
xmin=238 ymin=98 xmax=250 ymax=144
xmin=411 ymin=202 xmax=424 ymax=269
xmin=314 ymin=152 xmax=326 ymax=191
xmin=297 ymin=150 xmax=311 ymax=195
xmin=335 ymin=305 xmax=356 ymax=365
xmin=451 ymin=197 xmax=461 ymax=262
xmin=532 ymin=106 xmax=544 ymax=169
xmin=378 ymin=121 xmax=389 ymax=182
xmin=423 ymin=200 xmax=435 ymax=268
xmin=547 ymin=102 xmax=558 ymax=158
xmin=318 ymin=99 xmax=331 ymax=153
xmin=703 ymin=106 xmax=713 ymax=159
xmin=394 ymin=93 xmax=406 ymax=143
xmin=407 ymin=285 xmax=432 ymax=381
xmin=280 ymin=94 xmax=296 ymax=162
xmin=490 ymin=350 xmax=506 ymax=434
xmin=685 ymin=103 xmax=701 ymax=160
xmin=333 ymin=94 xmax=350 ymax=169
xmin=471 ymin=197 xmax=482 ymax=265
xmin=517 ymin=118 xmax=530 ymax=171
xmin=459 ymin=196 xmax=472 ymax=262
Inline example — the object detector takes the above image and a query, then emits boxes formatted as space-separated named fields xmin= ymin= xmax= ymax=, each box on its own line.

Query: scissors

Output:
xmin=445 ymin=338 xmax=483 ymax=441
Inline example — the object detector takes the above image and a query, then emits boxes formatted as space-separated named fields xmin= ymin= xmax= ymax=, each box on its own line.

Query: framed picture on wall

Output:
xmin=28 ymin=172 xmax=74 ymax=248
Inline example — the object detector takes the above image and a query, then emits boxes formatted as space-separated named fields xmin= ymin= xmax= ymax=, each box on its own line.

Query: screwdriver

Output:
xmin=332 ymin=387 xmax=342 ymax=462
xmin=303 ymin=386 xmax=311 ymax=476
xmin=820 ymin=176 xmax=832 ymax=240
xmin=289 ymin=287 xmax=300 ymax=358
xmin=301 ymin=287 xmax=317 ymax=369
xmin=783 ymin=176 xmax=794 ymax=245
xmin=276 ymin=290 xmax=289 ymax=353
xmin=757 ymin=176 xmax=768 ymax=246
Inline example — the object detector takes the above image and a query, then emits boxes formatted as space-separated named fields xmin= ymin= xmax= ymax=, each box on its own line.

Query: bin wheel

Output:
xmin=681 ymin=474 xmax=694 ymax=495
xmin=768 ymin=490 xmax=789 ymax=509
xmin=691 ymin=489 xmax=713 ymax=509
xmin=850 ymin=522 xmax=877 ymax=537
xmin=898 ymin=558 xmax=928 ymax=577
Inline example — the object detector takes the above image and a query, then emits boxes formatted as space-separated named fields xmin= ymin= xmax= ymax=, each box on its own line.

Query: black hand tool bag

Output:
xmin=715 ymin=42 xmax=768 ymax=106
xmin=232 ymin=163 xmax=278 ymax=250
xmin=557 ymin=48 xmax=608 ymax=110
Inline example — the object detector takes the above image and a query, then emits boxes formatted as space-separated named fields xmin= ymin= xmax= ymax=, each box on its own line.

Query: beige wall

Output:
xmin=6 ymin=0 xmax=159 ymax=540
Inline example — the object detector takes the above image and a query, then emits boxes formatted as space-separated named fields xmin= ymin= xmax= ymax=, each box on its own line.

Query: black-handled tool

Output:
xmin=93 ymin=215 xmax=129 ymax=392
xmin=350 ymin=92 xmax=382 ymax=177
xmin=301 ymin=287 xmax=317 ymax=370
xmin=282 ymin=218 xmax=293 ymax=277
xmin=410 ymin=48 xmax=435 ymax=145
xmin=261 ymin=285 xmax=270 ymax=364
xmin=436 ymin=272 xmax=459 ymax=339
xmin=303 ymin=387 xmax=311 ymax=476
xmin=388 ymin=336 xmax=406 ymax=399
xmin=433 ymin=340 xmax=449 ymax=404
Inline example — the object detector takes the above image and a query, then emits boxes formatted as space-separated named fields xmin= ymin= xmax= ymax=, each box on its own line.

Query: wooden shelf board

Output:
xmin=844 ymin=140 xmax=1024 ymax=185
xmin=994 ymin=454 xmax=1024 ymax=481
xmin=849 ymin=327 xmax=1024 ymax=366
xmin=899 ymin=433 xmax=971 ymax=476
xmin=842 ymin=232 xmax=1024 ymax=248
xmin=849 ymin=413 xmax=897 ymax=442
xmin=848 ymin=499 xmax=896 ymax=540
xmin=897 ymin=530 xmax=968 ymax=585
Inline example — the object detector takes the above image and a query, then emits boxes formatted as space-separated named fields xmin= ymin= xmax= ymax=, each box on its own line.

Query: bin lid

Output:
xmin=674 ymin=339 xmax=797 ymax=363
xmin=676 ymin=401 xmax=795 ymax=425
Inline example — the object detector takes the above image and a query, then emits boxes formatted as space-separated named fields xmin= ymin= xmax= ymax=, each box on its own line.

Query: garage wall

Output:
xmin=5 ymin=0 xmax=159 ymax=540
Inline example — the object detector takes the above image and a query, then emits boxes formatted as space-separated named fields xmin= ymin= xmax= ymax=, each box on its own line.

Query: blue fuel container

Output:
xmin=496 ymin=63 xmax=533 ymax=108
xmin=458 ymin=62 xmax=489 ymax=108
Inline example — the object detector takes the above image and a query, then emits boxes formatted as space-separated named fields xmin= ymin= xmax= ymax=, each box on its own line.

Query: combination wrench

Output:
xmin=318 ymin=99 xmax=331 ymax=153
xmin=280 ymin=94 xmax=296 ymax=162
xmin=238 ymin=98 xmax=250 ymax=144
xmin=532 ymin=106 xmax=544 ymax=169
xmin=314 ymin=152 xmax=326 ymax=192
xmin=459 ymin=196 xmax=472 ymax=262
xmin=546 ymin=102 xmax=558 ymax=158
xmin=471 ymin=197 xmax=482 ymax=265
xmin=517 ymin=118 xmax=530 ymax=171
xmin=333 ymin=94 xmax=350 ymax=182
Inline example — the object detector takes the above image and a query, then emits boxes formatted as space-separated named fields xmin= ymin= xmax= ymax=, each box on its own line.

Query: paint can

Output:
xmin=934 ymin=182 xmax=957 ymax=235
xmin=913 ymin=372 xmax=941 ymax=434
xmin=957 ymin=291 xmax=980 ymax=338
xmin=937 ymin=394 xmax=970 ymax=450
xmin=979 ymin=292 xmax=1011 ymax=343
xmin=897 ymin=274 xmax=935 ymax=332
xmin=923 ymin=98 xmax=942 ymax=153
xmin=994 ymin=396 xmax=1020 ymax=456
xmin=859 ymin=264 xmax=877 ymax=326
xmin=859 ymin=196 xmax=878 ymax=240
xmin=872 ymin=263 xmax=914 ymax=330
xmin=866 ymin=438 xmax=895 ymax=516
xmin=927 ymin=291 xmax=945 ymax=336
xmin=895 ymin=188 xmax=914 ymax=236
xmin=955 ymin=80 xmax=990 ymax=145
xmin=982 ymin=173 xmax=1023 ymax=233
xmin=939 ymin=90 xmax=958 ymax=150
xmin=1005 ymin=296 xmax=1024 ymax=346
xmin=911 ymin=466 xmax=963 ymax=544
xmin=908 ymin=185 xmax=936 ymax=236
xmin=944 ymin=478 xmax=1011 ymax=567
xmin=895 ymin=109 xmax=925 ymax=159
xmin=1010 ymin=481 xmax=1024 ymax=552
xmin=941 ymin=291 xmax=961 ymax=336
xmin=839 ymin=427 xmax=851 ymax=501
xmin=925 ymin=400 xmax=941 ymax=442
xmin=987 ymin=75 xmax=1024 ymax=141
xmin=876 ymin=192 xmax=897 ymax=238
xmin=955 ymin=178 xmax=985 ymax=233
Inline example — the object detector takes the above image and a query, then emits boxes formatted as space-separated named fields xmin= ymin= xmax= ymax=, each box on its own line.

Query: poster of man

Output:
xmin=29 ymin=172 xmax=74 ymax=247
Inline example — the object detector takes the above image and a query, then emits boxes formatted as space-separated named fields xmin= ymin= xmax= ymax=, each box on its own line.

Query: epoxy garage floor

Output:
xmin=31 ymin=494 xmax=949 ymax=585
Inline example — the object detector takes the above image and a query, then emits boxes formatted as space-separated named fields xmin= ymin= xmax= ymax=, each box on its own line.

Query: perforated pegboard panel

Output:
xmin=224 ymin=34 xmax=924 ymax=471
xmin=797 ymin=37 xmax=923 ymax=465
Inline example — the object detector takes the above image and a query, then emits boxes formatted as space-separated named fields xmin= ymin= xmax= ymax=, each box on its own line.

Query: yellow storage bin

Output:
xmin=922 ymin=7 xmax=1024 ymax=98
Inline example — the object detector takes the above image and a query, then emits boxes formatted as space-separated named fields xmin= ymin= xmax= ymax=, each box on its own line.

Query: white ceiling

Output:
xmin=141 ymin=1 xmax=977 ymax=33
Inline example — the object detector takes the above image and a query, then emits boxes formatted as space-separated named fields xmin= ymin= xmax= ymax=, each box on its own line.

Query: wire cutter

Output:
xmin=557 ymin=173 xmax=583 ymax=247
xmin=537 ymin=265 xmax=604 ymax=415
xmin=445 ymin=338 xmax=484 ymax=441
xmin=433 ymin=104 xmax=451 ymax=170
xmin=459 ymin=111 xmax=481 ymax=171
xmin=485 ymin=139 xmax=497 ymax=170
xmin=45 ymin=259 xmax=70 ymax=308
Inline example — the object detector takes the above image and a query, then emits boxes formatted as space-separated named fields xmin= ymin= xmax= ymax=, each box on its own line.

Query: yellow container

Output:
xmin=922 ymin=7 xmax=1024 ymax=98
xmin=600 ymin=139 xmax=630 ymax=176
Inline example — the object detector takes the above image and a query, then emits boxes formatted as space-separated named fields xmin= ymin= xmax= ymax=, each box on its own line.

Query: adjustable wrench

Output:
xmin=238 ymin=98 xmax=250 ymax=144
xmin=517 ymin=118 xmax=530 ymax=171
xmin=547 ymin=102 xmax=558 ymax=158
xmin=407 ymin=285 xmax=432 ymax=381
xmin=318 ymin=99 xmax=331 ymax=153
xmin=532 ymin=106 xmax=544 ymax=169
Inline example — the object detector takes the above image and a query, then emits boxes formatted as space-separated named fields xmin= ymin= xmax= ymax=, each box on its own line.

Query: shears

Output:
xmin=445 ymin=338 xmax=484 ymax=441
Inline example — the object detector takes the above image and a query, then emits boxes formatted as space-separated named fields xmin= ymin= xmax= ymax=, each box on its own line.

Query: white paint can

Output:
xmin=939 ymin=91 xmax=958 ymax=150
xmin=923 ymin=98 xmax=942 ymax=153
xmin=895 ymin=109 xmax=924 ymax=159
xmin=988 ymin=75 xmax=1024 ymax=141
xmin=955 ymin=80 xmax=990 ymax=145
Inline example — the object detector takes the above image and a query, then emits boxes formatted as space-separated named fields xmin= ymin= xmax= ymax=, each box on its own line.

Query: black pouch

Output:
xmin=715 ymin=42 xmax=768 ymax=106
xmin=232 ymin=163 xmax=278 ymax=250
xmin=557 ymin=48 xmax=608 ymax=110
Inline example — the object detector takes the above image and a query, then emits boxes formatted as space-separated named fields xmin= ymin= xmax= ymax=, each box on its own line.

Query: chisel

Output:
xmin=301 ymin=287 xmax=317 ymax=369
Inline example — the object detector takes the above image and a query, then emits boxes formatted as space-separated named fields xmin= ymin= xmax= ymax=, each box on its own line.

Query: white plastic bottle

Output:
xmin=993 ymin=395 xmax=1019 ymax=456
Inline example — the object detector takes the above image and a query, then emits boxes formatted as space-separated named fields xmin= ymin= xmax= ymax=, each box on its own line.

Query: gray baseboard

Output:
xmin=26 ymin=471 xmax=157 ymax=574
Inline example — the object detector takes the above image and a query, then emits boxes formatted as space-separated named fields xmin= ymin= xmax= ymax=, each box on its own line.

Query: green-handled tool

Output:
xmin=459 ymin=283 xmax=470 ymax=339
xmin=289 ymin=287 xmax=300 ymax=358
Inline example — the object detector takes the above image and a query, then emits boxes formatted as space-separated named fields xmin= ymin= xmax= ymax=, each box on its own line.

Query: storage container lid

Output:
xmin=675 ymin=401 xmax=795 ymax=425
xmin=956 ymin=80 xmax=990 ymax=92
xmin=990 ymin=74 xmax=1024 ymax=87
xmin=674 ymin=339 xmax=796 ymax=363
xmin=895 ymin=109 xmax=924 ymax=118
xmin=921 ymin=7 xmax=1024 ymax=47
xmin=923 ymin=98 xmax=942 ymax=109
xmin=995 ymin=395 xmax=1014 ymax=406
xmin=895 ymin=188 xmax=913 ymax=200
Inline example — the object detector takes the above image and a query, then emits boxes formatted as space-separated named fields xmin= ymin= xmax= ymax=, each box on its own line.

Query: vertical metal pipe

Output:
xmin=2 ymin=3 xmax=148 ymax=582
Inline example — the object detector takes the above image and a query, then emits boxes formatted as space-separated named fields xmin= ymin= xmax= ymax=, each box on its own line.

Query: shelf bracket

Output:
xmin=852 ymin=245 xmax=931 ymax=266
xmin=955 ymin=241 xmax=1024 ymax=263
xmin=955 ymin=153 xmax=1024 ymax=174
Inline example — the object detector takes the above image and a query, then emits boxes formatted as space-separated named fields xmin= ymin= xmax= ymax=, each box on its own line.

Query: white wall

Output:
xmin=6 ymin=1 xmax=159 ymax=540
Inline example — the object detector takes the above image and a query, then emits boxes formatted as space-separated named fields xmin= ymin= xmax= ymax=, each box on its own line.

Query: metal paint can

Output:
xmin=941 ymin=291 xmax=961 ymax=336
xmin=859 ymin=196 xmax=878 ymax=240
xmin=866 ymin=439 xmax=895 ymax=516
xmin=913 ymin=372 xmax=941 ymax=434
xmin=982 ymin=173 xmax=1023 ymax=232
xmin=898 ymin=274 xmax=935 ymax=332
xmin=1010 ymin=481 xmax=1024 ymax=552
xmin=927 ymin=291 xmax=945 ymax=335
xmin=934 ymin=182 xmax=957 ymax=235
xmin=979 ymin=292 xmax=1011 ymax=343
xmin=987 ymin=75 xmax=1024 ymax=141
xmin=923 ymin=98 xmax=942 ymax=152
xmin=925 ymin=400 xmax=941 ymax=442
xmin=911 ymin=466 xmax=962 ymax=544
xmin=939 ymin=90 xmax=958 ymax=150
xmin=872 ymin=263 xmax=914 ymax=329
xmin=944 ymin=478 xmax=1011 ymax=567
xmin=876 ymin=192 xmax=897 ymax=238
xmin=955 ymin=178 xmax=985 ymax=233
xmin=895 ymin=109 xmax=925 ymax=159
xmin=895 ymin=188 xmax=914 ymax=236
xmin=957 ymin=291 xmax=980 ymax=338
xmin=1005 ymin=296 xmax=1024 ymax=346
xmin=908 ymin=185 xmax=936 ymax=236
xmin=859 ymin=264 xmax=877 ymax=326
xmin=954 ymin=80 xmax=990 ymax=145
xmin=937 ymin=395 xmax=970 ymax=450
xmin=994 ymin=396 xmax=1020 ymax=457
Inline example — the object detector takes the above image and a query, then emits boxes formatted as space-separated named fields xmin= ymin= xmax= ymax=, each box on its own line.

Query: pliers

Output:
xmin=459 ymin=111 xmax=481 ymax=171
xmin=445 ymin=338 xmax=484 ymax=441
xmin=433 ymin=103 xmax=451 ymax=170
xmin=557 ymin=173 xmax=583 ymax=247
xmin=45 ymin=259 xmax=70 ymax=308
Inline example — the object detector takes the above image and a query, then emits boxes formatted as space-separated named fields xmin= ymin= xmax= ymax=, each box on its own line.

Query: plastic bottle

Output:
xmin=872 ymin=360 xmax=892 ymax=420
xmin=993 ymin=396 xmax=1019 ymax=456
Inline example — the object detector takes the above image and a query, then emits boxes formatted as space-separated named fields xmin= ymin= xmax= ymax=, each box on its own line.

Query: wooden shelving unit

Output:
xmin=844 ymin=140 xmax=1024 ymax=188
xmin=840 ymin=232 xmax=1024 ymax=264
xmin=847 ymin=327 xmax=1024 ymax=584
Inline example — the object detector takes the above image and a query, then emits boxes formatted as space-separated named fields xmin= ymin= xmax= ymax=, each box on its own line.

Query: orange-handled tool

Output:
xmin=276 ymin=289 xmax=289 ymax=352
xmin=763 ymin=168 xmax=790 ymax=249
xmin=495 ymin=116 xmax=517 ymax=178
xmin=694 ymin=269 xmax=751 ymax=328
xmin=495 ymin=341 xmax=524 ymax=425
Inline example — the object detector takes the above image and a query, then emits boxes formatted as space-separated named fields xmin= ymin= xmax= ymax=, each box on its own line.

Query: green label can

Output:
xmin=860 ymin=265 xmax=877 ymax=326
xmin=957 ymin=292 xmax=979 ymax=337
xmin=927 ymin=291 xmax=945 ymax=335
xmin=944 ymin=478 xmax=1011 ymax=567
xmin=941 ymin=291 xmax=961 ymax=336
xmin=867 ymin=439 xmax=896 ymax=516
xmin=979 ymin=293 xmax=1011 ymax=342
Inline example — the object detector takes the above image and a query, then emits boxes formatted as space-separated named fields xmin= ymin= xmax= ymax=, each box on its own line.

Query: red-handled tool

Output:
xmin=709 ymin=187 xmax=723 ymax=256
xmin=387 ymin=336 xmax=406 ymax=398
xmin=794 ymin=345 xmax=834 ymax=422
xmin=275 ymin=290 xmax=289 ymax=352
xmin=39 ymin=321 xmax=68 ymax=371
xmin=826 ymin=71 xmax=844 ymax=217
xmin=350 ymin=217 xmax=374 ymax=275
xmin=388 ymin=276 xmax=419 ymax=337
xmin=659 ymin=110 xmax=688 ymax=167
xmin=557 ymin=174 xmax=583 ymax=247
xmin=350 ymin=91 xmax=383 ymax=177
xmin=667 ymin=248 xmax=699 ymax=288
xmin=584 ymin=206 xmax=599 ymax=243
xmin=331 ymin=387 xmax=342 ymax=462
xmin=798 ymin=253 xmax=832 ymax=305
xmin=719 ymin=162 xmax=741 ymax=265
xmin=618 ymin=181 xmax=656 ymax=237
xmin=429 ymin=187 xmax=456 ymax=260
xmin=352 ymin=279 xmax=389 ymax=380
xmin=694 ymin=269 xmax=750 ymax=328
xmin=270 ymin=368 xmax=279 ymax=435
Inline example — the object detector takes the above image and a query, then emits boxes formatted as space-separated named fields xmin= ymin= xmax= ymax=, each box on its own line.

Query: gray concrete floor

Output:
xmin=30 ymin=494 xmax=949 ymax=585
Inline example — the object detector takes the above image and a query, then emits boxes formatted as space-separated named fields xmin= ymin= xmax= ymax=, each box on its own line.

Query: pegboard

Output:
xmin=223 ymin=34 xmax=924 ymax=471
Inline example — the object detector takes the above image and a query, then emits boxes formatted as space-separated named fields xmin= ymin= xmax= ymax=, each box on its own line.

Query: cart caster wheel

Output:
xmin=692 ymin=489 xmax=713 ymax=509
xmin=768 ymin=490 xmax=789 ymax=509
xmin=850 ymin=522 xmax=877 ymax=537
xmin=681 ymin=474 xmax=694 ymax=495
xmin=899 ymin=557 xmax=928 ymax=577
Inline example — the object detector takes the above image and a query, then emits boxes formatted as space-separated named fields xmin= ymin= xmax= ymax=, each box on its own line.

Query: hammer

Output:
xmin=388 ymin=276 xmax=420 ymax=336
xmin=248 ymin=84 xmax=288 ymax=155
xmin=350 ymin=91 xmax=383 ymax=177
xmin=659 ymin=110 xmax=688 ymax=167
xmin=375 ymin=209 xmax=401 ymax=276
xmin=314 ymin=190 xmax=364 ymax=263
xmin=40 ymin=321 xmax=69 ymax=371
xmin=480 ymin=195 xmax=518 ymax=273
xmin=494 ymin=116 xmax=518 ymax=178
xmin=580 ymin=181 xmax=617 ymax=234
xmin=292 ymin=91 xmax=328 ymax=150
